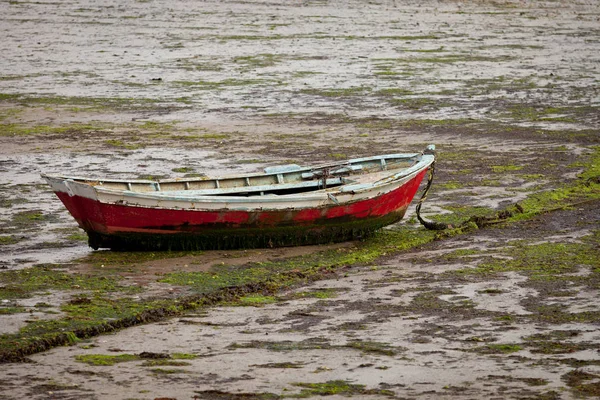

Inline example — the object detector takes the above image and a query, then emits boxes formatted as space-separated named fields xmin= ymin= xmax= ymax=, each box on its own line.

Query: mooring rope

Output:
xmin=415 ymin=161 xmax=450 ymax=231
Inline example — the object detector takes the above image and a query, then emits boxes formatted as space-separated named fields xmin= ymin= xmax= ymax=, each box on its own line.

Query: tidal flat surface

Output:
xmin=0 ymin=0 xmax=599 ymax=399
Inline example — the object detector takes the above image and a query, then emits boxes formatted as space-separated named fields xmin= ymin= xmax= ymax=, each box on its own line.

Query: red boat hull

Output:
xmin=55 ymin=169 xmax=428 ymax=250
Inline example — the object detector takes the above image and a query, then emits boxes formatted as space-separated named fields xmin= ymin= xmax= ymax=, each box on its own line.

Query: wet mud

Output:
xmin=1 ymin=0 xmax=599 ymax=399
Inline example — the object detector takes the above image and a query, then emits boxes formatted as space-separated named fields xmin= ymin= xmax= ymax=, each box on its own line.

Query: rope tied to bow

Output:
xmin=415 ymin=161 xmax=450 ymax=231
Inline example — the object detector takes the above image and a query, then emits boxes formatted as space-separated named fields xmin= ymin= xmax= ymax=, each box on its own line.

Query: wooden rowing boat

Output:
xmin=42 ymin=145 xmax=435 ymax=250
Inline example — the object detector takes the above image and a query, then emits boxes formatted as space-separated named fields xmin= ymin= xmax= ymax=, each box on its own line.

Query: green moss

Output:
xmin=81 ymin=250 xmax=204 ymax=268
xmin=471 ymin=344 xmax=523 ymax=354
xmin=290 ymin=380 xmax=394 ymax=398
xmin=75 ymin=353 xmax=139 ymax=366
xmin=562 ymin=370 xmax=600 ymax=397
xmin=376 ymin=54 xmax=512 ymax=64
xmin=290 ymin=289 xmax=340 ymax=299
xmin=234 ymin=54 xmax=282 ymax=69
xmin=237 ymin=294 xmax=278 ymax=307
xmin=453 ymin=241 xmax=597 ymax=277
xmin=504 ymin=105 xmax=577 ymax=122
xmin=0 ymin=123 xmax=107 ymax=137
xmin=228 ymin=339 xmax=331 ymax=352
xmin=0 ymin=94 xmax=159 ymax=110
xmin=104 ymin=139 xmax=142 ymax=150
xmin=431 ymin=205 xmax=494 ymax=227
xmin=299 ymin=87 xmax=369 ymax=97
xmin=328 ymin=153 xmax=347 ymax=160
xmin=138 ymin=121 xmax=175 ymax=130
xmin=228 ymin=338 xmax=401 ymax=357
xmin=0 ymin=306 xmax=27 ymax=315
xmin=0 ymin=235 xmax=20 ymax=245
xmin=173 ymin=78 xmax=270 ymax=89
xmin=292 ymin=71 xmax=322 ymax=78
xmin=159 ymin=227 xmax=436 ymax=294
xmin=491 ymin=165 xmax=523 ymax=173
xmin=0 ymin=264 xmax=134 ymax=300
xmin=172 ymin=352 xmax=197 ymax=359
xmin=439 ymin=181 xmax=464 ymax=190
xmin=376 ymin=88 xmax=414 ymax=96
xmin=66 ymin=232 xmax=87 ymax=242
xmin=526 ymin=340 xmax=589 ymax=355
xmin=392 ymin=97 xmax=438 ymax=110
xmin=170 ymin=133 xmax=229 ymax=141
xmin=345 ymin=340 xmax=403 ymax=356
xmin=12 ymin=210 xmax=48 ymax=225
xmin=171 ymin=167 xmax=195 ymax=173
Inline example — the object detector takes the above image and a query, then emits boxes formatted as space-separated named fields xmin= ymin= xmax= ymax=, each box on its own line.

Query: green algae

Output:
xmin=103 ymin=139 xmax=143 ymax=150
xmin=12 ymin=210 xmax=49 ymax=225
xmin=344 ymin=340 xmax=404 ymax=356
xmin=171 ymin=352 xmax=197 ymax=359
xmin=228 ymin=338 xmax=402 ymax=357
xmin=378 ymin=54 xmax=513 ymax=64
xmin=171 ymin=166 xmax=195 ymax=173
xmin=491 ymin=164 xmax=523 ymax=173
xmin=454 ymin=240 xmax=597 ymax=277
xmin=66 ymin=232 xmax=87 ymax=242
xmin=470 ymin=344 xmax=523 ymax=354
xmin=0 ymin=264 xmax=135 ymax=300
xmin=525 ymin=340 xmax=592 ymax=355
xmin=234 ymin=54 xmax=282 ymax=69
xmin=14 ymin=295 xmax=154 ymax=341
xmin=81 ymin=250 xmax=204 ymax=268
xmin=290 ymin=380 xmax=394 ymax=398
xmin=158 ymin=227 xmax=437 ymax=294
xmin=562 ymin=370 xmax=600 ymax=397
xmin=0 ymin=93 xmax=160 ymax=110
xmin=75 ymin=351 xmax=196 ymax=367
xmin=0 ymin=235 xmax=20 ymax=245
xmin=439 ymin=181 xmax=464 ymax=190
xmin=0 ymin=307 xmax=27 ymax=315
xmin=289 ymin=289 xmax=341 ymax=300
xmin=504 ymin=105 xmax=578 ymax=122
xmin=236 ymin=294 xmax=278 ymax=307
xmin=229 ymin=338 xmax=332 ymax=352
xmin=172 ymin=78 xmax=272 ymax=90
xmin=0 ymin=122 xmax=110 ymax=137
xmin=75 ymin=353 xmax=139 ymax=366
xmin=300 ymin=87 xmax=369 ymax=98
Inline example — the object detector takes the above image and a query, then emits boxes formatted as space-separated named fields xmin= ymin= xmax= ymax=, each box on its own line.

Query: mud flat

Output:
xmin=1 ymin=0 xmax=599 ymax=399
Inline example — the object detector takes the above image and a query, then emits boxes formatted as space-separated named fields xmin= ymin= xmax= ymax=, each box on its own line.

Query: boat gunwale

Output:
xmin=88 ymin=155 xmax=434 ymax=205
xmin=40 ymin=152 xmax=425 ymax=186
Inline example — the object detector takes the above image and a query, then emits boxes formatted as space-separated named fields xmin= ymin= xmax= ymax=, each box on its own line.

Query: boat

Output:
xmin=42 ymin=145 xmax=436 ymax=251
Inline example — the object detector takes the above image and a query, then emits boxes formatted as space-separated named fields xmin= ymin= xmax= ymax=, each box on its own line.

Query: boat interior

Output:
xmin=64 ymin=154 xmax=421 ymax=197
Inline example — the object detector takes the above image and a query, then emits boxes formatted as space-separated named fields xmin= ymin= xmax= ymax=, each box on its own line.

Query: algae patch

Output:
xmin=290 ymin=380 xmax=395 ymax=398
